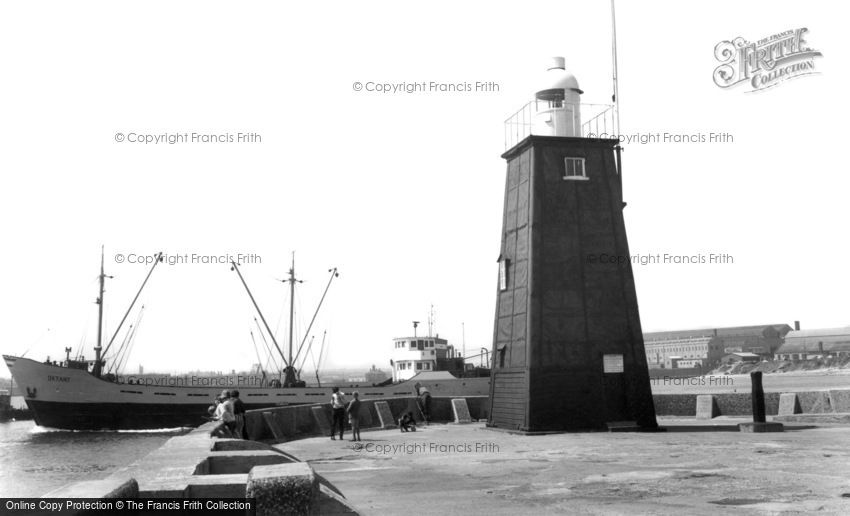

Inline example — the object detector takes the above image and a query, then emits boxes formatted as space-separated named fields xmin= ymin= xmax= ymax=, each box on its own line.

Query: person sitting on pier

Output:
xmin=207 ymin=398 xmax=219 ymax=418
xmin=399 ymin=412 xmax=416 ymax=432
xmin=214 ymin=390 xmax=236 ymax=437
xmin=208 ymin=395 xmax=225 ymax=436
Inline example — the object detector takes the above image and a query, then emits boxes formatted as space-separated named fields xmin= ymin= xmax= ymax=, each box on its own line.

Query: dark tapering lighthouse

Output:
xmin=488 ymin=57 xmax=657 ymax=432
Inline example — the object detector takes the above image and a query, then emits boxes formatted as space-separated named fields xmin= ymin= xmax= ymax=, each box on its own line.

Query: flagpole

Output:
xmin=611 ymin=0 xmax=621 ymax=137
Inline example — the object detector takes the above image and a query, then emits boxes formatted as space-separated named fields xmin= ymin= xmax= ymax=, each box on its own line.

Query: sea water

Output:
xmin=0 ymin=420 xmax=188 ymax=497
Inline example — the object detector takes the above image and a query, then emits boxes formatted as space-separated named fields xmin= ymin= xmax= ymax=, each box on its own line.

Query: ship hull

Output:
xmin=23 ymin=399 xmax=227 ymax=430
xmin=3 ymin=355 xmax=490 ymax=430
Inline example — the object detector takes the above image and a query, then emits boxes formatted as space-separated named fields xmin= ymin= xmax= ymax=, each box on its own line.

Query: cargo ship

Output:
xmin=1 ymin=355 xmax=488 ymax=430
xmin=3 ymin=250 xmax=489 ymax=430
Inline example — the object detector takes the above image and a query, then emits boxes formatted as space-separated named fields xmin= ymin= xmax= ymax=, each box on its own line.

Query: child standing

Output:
xmin=346 ymin=391 xmax=362 ymax=442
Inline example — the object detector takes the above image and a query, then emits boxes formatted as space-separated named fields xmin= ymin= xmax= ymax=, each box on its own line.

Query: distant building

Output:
xmin=364 ymin=365 xmax=388 ymax=384
xmin=390 ymin=336 xmax=455 ymax=382
xmin=721 ymin=352 xmax=761 ymax=365
xmin=644 ymin=324 xmax=792 ymax=369
xmin=775 ymin=327 xmax=850 ymax=360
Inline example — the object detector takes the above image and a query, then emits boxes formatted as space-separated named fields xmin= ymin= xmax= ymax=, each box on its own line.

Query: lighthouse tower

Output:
xmin=488 ymin=58 xmax=657 ymax=432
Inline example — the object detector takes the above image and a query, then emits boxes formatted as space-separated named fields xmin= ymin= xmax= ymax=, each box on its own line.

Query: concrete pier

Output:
xmin=42 ymin=421 xmax=361 ymax=515
xmin=281 ymin=420 xmax=850 ymax=515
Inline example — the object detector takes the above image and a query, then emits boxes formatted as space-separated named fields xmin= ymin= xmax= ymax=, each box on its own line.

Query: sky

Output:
xmin=0 ymin=1 xmax=846 ymax=375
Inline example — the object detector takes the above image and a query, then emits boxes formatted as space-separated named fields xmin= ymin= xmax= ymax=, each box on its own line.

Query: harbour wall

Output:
xmin=246 ymin=390 xmax=850 ymax=442
xmin=653 ymin=389 xmax=850 ymax=417
xmin=246 ymin=396 xmax=489 ymax=442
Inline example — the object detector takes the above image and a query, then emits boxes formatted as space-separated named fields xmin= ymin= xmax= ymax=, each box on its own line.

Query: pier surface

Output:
xmin=280 ymin=419 xmax=850 ymax=515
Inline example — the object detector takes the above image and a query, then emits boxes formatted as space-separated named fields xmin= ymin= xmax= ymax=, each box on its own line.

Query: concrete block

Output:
xmin=185 ymin=473 xmax=247 ymax=498
xmin=207 ymin=450 xmax=292 ymax=475
xmin=797 ymin=391 xmax=832 ymax=413
xmin=43 ymin=477 xmax=138 ymax=499
xmin=247 ymin=462 xmax=317 ymax=516
xmin=374 ymin=401 xmax=395 ymax=429
xmin=778 ymin=393 xmax=801 ymax=415
xmin=452 ymin=398 xmax=473 ymax=424
xmin=828 ymin=390 xmax=850 ymax=412
xmin=311 ymin=406 xmax=332 ymax=436
xmin=695 ymin=395 xmax=718 ymax=419
xmin=738 ymin=422 xmax=784 ymax=433
xmin=137 ymin=477 xmax=190 ymax=498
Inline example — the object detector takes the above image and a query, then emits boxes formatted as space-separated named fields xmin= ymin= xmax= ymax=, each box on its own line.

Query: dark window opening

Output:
xmin=564 ymin=157 xmax=587 ymax=180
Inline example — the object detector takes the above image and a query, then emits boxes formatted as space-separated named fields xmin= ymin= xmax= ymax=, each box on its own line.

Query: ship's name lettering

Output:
xmin=47 ymin=375 xmax=70 ymax=382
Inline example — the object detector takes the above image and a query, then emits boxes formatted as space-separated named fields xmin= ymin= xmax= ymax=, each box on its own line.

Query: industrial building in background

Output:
xmin=643 ymin=324 xmax=793 ymax=369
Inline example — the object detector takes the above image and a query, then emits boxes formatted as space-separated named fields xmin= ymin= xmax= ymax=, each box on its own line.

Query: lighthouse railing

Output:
xmin=504 ymin=102 xmax=616 ymax=150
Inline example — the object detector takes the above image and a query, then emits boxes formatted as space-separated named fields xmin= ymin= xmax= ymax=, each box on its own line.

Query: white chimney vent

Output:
xmin=548 ymin=56 xmax=566 ymax=70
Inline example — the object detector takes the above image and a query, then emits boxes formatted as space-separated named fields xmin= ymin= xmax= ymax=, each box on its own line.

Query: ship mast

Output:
xmin=278 ymin=252 xmax=302 ymax=387
xmin=288 ymin=252 xmax=297 ymax=368
xmin=93 ymin=245 xmax=112 ymax=377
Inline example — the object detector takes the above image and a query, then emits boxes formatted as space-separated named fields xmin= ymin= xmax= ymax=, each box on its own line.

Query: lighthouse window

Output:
xmin=563 ymin=157 xmax=587 ymax=180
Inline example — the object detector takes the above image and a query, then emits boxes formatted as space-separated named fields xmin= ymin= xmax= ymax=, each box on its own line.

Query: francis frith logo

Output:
xmin=713 ymin=28 xmax=822 ymax=92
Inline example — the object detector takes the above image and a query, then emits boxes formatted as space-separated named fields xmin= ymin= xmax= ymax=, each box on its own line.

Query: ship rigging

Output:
xmin=231 ymin=254 xmax=338 ymax=388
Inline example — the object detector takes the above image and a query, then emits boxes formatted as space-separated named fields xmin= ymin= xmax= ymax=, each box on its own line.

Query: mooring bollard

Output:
xmin=751 ymin=371 xmax=766 ymax=423
xmin=738 ymin=371 xmax=782 ymax=432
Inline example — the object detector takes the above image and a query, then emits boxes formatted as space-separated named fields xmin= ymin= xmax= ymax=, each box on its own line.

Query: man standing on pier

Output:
xmin=416 ymin=383 xmax=432 ymax=426
xmin=231 ymin=390 xmax=246 ymax=439
xmin=330 ymin=387 xmax=347 ymax=440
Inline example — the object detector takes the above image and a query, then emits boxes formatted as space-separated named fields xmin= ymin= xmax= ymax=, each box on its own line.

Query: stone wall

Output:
xmin=246 ymin=396 xmax=489 ymax=442
xmin=652 ymin=390 xmax=849 ymax=417
xmin=245 ymin=390 xmax=850 ymax=434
